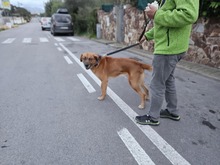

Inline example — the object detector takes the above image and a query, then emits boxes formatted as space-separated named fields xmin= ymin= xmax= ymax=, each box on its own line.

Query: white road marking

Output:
xmin=77 ymin=73 xmax=96 ymax=93
xmin=64 ymin=56 xmax=73 ymax=64
xmin=54 ymin=43 xmax=58 ymax=46
xmin=23 ymin=38 xmax=32 ymax=43
xmin=40 ymin=37 xmax=49 ymax=42
xmin=57 ymin=47 xmax=62 ymax=51
xmin=54 ymin=37 xmax=65 ymax=42
xmin=118 ymin=128 xmax=155 ymax=165
xmin=59 ymin=43 xmax=191 ymax=165
xmin=67 ymin=37 xmax=80 ymax=42
xmin=2 ymin=38 xmax=16 ymax=44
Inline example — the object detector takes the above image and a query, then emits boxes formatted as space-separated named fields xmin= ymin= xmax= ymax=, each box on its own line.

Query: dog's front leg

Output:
xmin=98 ymin=80 xmax=108 ymax=100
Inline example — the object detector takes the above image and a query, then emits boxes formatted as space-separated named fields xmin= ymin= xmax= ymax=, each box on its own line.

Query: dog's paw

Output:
xmin=98 ymin=96 xmax=105 ymax=100
xmin=138 ymin=104 xmax=145 ymax=109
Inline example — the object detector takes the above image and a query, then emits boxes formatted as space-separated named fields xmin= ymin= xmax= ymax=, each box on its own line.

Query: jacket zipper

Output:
xmin=166 ymin=29 xmax=170 ymax=46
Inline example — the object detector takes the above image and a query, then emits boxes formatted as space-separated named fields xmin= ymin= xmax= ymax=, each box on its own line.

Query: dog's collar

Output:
xmin=90 ymin=55 xmax=102 ymax=69
xmin=94 ymin=62 xmax=99 ymax=68
xmin=93 ymin=55 xmax=102 ymax=68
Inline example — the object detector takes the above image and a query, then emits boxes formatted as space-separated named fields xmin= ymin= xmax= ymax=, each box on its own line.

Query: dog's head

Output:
xmin=80 ymin=52 xmax=101 ymax=70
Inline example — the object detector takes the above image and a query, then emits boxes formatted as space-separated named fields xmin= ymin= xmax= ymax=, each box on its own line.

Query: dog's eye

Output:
xmin=89 ymin=58 xmax=93 ymax=61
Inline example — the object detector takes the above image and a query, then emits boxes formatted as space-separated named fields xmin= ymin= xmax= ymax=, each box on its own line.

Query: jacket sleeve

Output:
xmin=144 ymin=27 xmax=154 ymax=40
xmin=154 ymin=0 xmax=199 ymax=28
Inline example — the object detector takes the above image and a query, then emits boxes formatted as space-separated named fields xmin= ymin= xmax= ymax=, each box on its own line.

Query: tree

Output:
xmin=200 ymin=0 xmax=220 ymax=17
xmin=44 ymin=0 xmax=64 ymax=16
xmin=45 ymin=0 xmax=53 ymax=17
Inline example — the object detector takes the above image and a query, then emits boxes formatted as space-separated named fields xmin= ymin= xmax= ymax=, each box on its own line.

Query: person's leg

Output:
xmin=136 ymin=54 xmax=184 ymax=125
xmin=149 ymin=55 xmax=174 ymax=120
xmin=136 ymin=55 xmax=166 ymax=125
xmin=165 ymin=69 xmax=178 ymax=115
xmin=161 ymin=53 xmax=185 ymax=120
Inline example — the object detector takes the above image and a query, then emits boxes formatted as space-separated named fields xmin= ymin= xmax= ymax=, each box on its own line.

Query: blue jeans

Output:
xmin=149 ymin=53 xmax=185 ymax=120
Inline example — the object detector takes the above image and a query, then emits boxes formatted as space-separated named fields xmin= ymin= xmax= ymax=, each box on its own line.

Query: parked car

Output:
xmin=40 ymin=17 xmax=51 ymax=31
xmin=50 ymin=9 xmax=74 ymax=36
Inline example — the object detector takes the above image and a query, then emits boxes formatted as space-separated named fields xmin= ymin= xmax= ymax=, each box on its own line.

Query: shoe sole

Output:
xmin=136 ymin=120 xmax=160 ymax=126
xmin=160 ymin=115 xmax=180 ymax=121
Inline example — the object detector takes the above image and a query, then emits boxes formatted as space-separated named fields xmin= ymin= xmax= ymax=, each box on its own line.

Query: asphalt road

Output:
xmin=0 ymin=18 xmax=220 ymax=165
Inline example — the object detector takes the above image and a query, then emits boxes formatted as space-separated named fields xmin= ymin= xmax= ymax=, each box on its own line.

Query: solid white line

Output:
xmin=40 ymin=37 xmax=49 ymax=42
xmin=59 ymin=43 xmax=191 ymax=165
xmin=67 ymin=37 xmax=80 ymax=42
xmin=118 ymin=128 xmax=155 ymax=165
xmin=64 ymin=56 xmax=73 ymax=64
xmin=2 ymin=38 xmax=16 ymax=44
xmin=23 ymin=38 xmax=32 ymax=43
xmin=77 ymin=73 xmax=96 ymax=93
xmin=107 ymin=88 xmax=191 ymax=165
xmin=54 ymin=37 xmax=65 ymax=42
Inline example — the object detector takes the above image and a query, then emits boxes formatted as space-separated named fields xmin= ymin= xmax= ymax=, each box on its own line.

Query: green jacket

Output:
xmin=145 ymin=0 xmax=199 ymax=55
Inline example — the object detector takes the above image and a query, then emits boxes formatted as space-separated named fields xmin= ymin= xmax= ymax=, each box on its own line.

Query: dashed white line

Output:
xmin=64 ymin=56 xmax=73 ymax=64
xmin=23 ymin=38 xmax=32 ymax=43
xmin=57 ymin=47 xmax=62 ymax=51
xmin=77 ymin=73 xmax=96 ymax=93
xmin=2 ymin=38 xmax=16 ymax=44
xmin=67 ymin=37 xmax=80 ymax=42
xmin=54 ymin=37 xmax=65 ymax=42
xmin=59 ymin=43 xmax=191 ymax=165
xmin=118 ymin=128 xmax=155 ymax=165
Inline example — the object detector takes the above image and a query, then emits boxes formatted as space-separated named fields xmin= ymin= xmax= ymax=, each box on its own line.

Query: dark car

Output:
xmin=50 ymin=13 xmax=74 ymax=36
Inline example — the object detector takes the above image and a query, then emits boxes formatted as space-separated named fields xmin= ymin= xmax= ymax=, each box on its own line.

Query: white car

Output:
xmin=40 ymin=17 xmax=51 ymax=30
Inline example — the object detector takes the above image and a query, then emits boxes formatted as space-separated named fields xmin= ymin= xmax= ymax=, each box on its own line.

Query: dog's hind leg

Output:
xmin=140 ymin=74 xmax=149 ymax=100
xmin=128 ymin=74 xmax=146 ymax=109
xmin=141 ymin=84 xmax=149 ymax=100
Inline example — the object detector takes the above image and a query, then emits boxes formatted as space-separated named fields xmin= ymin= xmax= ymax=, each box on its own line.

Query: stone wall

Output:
xmin=97 ymin=9 xmax=116 ymax=41
xmin=97 ymin=5 xmax=220 ymax=69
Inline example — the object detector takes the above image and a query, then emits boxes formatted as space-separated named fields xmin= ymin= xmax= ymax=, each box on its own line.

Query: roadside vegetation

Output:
xmin=1 ymin=0 xmax=219 ymax=34
xmin=42 ymin=0 xmax=220 ymax=37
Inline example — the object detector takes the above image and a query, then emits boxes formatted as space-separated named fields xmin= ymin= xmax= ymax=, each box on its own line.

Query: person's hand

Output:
xmin=146 ymin=4 xmax=158 ymax=19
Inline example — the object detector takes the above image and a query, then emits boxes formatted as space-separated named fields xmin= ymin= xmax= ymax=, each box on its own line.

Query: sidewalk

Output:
xmin=93 ymin=38 xmax=220 ymax=82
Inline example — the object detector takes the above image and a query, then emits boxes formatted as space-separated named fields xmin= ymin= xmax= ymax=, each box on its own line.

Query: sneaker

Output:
xmin=135 ymin=115 xmax=160 ymax=126
xmin=160 ymin=109 xmax=180 ymax=121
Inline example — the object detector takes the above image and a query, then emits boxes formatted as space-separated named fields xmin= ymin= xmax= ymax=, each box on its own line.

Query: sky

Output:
xmin=9 ymin=0 xmax=49 ymax=13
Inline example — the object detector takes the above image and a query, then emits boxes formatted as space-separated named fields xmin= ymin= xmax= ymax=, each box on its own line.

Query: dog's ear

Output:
xmin=95 ymin=54 xmax=102 ymax=62
xmin=80 ymin=54 xmax=83 ymax=62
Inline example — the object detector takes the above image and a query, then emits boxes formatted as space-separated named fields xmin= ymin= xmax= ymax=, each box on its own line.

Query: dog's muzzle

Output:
xmin=84 ymin=64 xmax=90 ymax=70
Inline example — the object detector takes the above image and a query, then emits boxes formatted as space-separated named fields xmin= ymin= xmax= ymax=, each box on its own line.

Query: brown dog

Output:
xmin=80 ymin=52 xmax=152 ymax=109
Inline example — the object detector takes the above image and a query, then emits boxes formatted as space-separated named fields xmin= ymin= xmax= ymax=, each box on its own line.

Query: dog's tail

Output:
xmin=141 ymin=63 xmax=152 ymax=71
